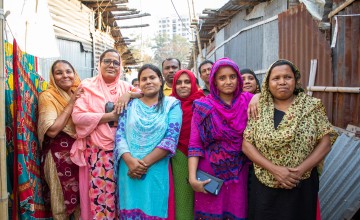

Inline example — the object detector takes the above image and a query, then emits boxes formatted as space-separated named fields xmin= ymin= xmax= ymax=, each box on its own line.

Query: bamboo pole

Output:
xmin=307 ymin=86 xmax=360 ymax=93
xmin=195 ymin=26 xmax=203 ymax=61
xmin=116 ymin=24 xmax=149 ymax=29
xmin=328 ymin=0 xmax=356 ymax=19
xmin=0 ymin=1 xmax=9 ymax=218
xmin=114 ymin=13 xmax=150 ymax=20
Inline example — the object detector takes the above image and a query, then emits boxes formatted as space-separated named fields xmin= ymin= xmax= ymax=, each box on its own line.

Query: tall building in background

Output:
xmin=157 ymin=16 xmax=193 ymax=41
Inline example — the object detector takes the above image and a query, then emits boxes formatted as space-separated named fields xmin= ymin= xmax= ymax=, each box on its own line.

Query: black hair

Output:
xmin=99 ymin=49 xmax=121 ymax=63
xmin=240 ymin=68 xmax=261 ymax=93
xmin=131 ymin=78 xmax=138 ymax=85
xmin=267 ymin=59 xmax=304 ymax=95
xmin=51 ymin=60 xmax=75 ymax=75
xmin=161 ymin=58 xmax=181 ymax=69
xmin=195 ymin=78 xmax=199 ymax=85
xmin=138 ymin=64 xmax=165 ymax=111
xmin=198 ymin=60 xmax=214 ymax=74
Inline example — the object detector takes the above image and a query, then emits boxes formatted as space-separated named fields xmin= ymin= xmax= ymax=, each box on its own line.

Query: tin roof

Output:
xmin=319 ymin=133 xmax=360 ymax=219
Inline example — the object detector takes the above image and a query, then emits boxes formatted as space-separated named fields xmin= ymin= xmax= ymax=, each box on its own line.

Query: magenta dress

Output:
xmin=188 ymin=57 xmax=253 ymax=219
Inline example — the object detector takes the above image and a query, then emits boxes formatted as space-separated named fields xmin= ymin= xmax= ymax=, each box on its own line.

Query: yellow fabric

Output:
xmin=163 ymin=83 xmax=173 ymax=96
xmin=243 ymin=60 xmax=338 ymax=188
xmin=38 ymin=67 xmax=81 ymax=147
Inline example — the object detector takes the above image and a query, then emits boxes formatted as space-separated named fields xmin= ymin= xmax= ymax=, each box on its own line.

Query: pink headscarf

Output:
xmin=70 ymin=64 xmax=132 ymax=166
xmin=70 ymin=61 xmax=132 ymax=219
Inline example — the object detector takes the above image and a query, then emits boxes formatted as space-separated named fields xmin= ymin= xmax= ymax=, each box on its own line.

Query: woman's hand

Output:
xmin=69 ymin=86 xmax=84 ymax=104
xmin=116 ymin=92 xmax=132 ymax=114
xmin=271 ymin=165 xmax=301 ymax=189
xmin=247 ymin=93 xmax=260 ymax=119
xmin=189 ymin=178 xmax=211 ymax=194
xmin=124 ymin=156 xmax=148 ymax=179
xmin=109 ymin=108 xmax=120 ymax=122
xmin=288 ymin=167 xmax=305 ymax=179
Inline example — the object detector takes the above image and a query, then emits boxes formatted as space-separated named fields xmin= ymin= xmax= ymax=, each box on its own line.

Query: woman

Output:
xmin=70 ymin=49 xmax=140 ymax=219
xmin=38 ymin=60 xmax=83 ymax=219
xmin=242 ymin=59 xmax=337 ymax=220
xmin=114 ymin=64 xmax=182 ymax=219
xmin=241 ymin=68 xmax=261 ymax=94
xmin=188 ymin=57 xmax=253 ymax=219
xmin=170 ymin=69 xmax=205 ymax=219
xmin=240 ymin=68 xmax=261 ymax=205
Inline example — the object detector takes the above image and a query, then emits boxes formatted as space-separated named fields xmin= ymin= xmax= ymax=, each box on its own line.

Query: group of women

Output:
xmin=38 ymin=48 xmax=336 ymax=220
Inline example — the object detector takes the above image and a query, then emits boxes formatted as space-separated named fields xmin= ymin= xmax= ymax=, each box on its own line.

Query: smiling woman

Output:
xmin=114 ymin=64 xmax=182 ymax=219
xmin=170 ymin=69 xmax=205 ymax=219
xmin=240 ymin=68 xmax=261 ymax=94
xmin=70 ymin=49 xmax=137 ymax=219
xmin=38 ymin=60 xmax=83 ymax=219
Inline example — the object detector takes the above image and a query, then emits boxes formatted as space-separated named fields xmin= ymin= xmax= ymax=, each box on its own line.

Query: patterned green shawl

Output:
xmin=244 ymin=59 xmax=337 ymax=188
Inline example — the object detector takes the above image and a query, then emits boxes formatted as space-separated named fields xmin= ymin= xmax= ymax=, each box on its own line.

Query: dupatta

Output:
xmin=170 ymin=69 xmax=204 ymax=156
xmin=38 ymin=65 xmax=81 ymax=147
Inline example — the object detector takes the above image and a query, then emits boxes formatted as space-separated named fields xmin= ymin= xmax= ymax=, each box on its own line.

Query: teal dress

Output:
xmin=114 ymin=97 xmax=182 ymax=219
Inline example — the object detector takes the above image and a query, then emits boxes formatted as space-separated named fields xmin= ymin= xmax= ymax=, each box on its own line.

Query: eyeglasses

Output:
xmin=102 ymin=59 xmax=120 ymax=67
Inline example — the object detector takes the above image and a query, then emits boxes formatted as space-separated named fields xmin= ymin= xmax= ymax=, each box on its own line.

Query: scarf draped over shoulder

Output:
xmin=70 ymin=68 xmax=132 ymax=166
xmin=38 ymin=67 xmax=81 ymax=147
xmin=188 ymin=57 xmax=253 ymax=183
xmin=192 ymin=57 xmax=253 ymax=144
xmin=170 ymin=69 xmax=205 ymax=156
xmin=113 ymin=97 xmax=182 ymax=174
xmin=244 ymin=59 xmax=338 ymax=188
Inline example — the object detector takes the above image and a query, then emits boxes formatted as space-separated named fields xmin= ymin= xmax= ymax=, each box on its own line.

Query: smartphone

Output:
xmin=105 ymin=102 xmax=115 ymax=127
xmin=105 ymin=102 xmax=115 ymax=113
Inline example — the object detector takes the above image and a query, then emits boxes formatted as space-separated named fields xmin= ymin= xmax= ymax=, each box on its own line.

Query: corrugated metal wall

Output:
xmin=203 ymin=0 xmax=287 ymax=84
xmin=319 ymin=133 xmax=360 ymax=219
xmin=40 ymin=0 xmax=118 ymax=82
xmin=331 ymin=13 xmax=360 ymax=128
xmin=278 ymin=3 xmax=335 ymax=125
xmin=227 ymin=25 xmax=264 ymax=72
xmin=215 ymin=28 xmax=225 ymax=60
xmin=48 ymin=0 xmax=94 ymax=52
xmin=93 ymin=30 xmax=115 ymax=65
xmin=38 ymin=39 xmax=93 ymax=82
xmin=279 ymin=3 xmax=360 ymax=128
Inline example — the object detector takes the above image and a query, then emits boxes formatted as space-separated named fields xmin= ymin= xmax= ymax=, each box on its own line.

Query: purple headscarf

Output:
xmin=193 ymin=57 xmax=253 ymax=145
xmin=209 ymin=57 xmax=243 ymax=104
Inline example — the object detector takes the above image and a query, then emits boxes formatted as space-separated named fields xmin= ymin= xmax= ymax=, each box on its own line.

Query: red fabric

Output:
xmin=167 ymin=163 xmax=175 ymax=220
xmin=170 ymin=69 xmax=205 ymax=156
xmin=317 ymin=196 xmax=321 ymax=220
xmin=42 ymin=132 xmax=80 ymax=215
xmin=12 ymin=39 xmax=52 ymax=219
xmin=12 ymin=39 xmax=19 ymax=220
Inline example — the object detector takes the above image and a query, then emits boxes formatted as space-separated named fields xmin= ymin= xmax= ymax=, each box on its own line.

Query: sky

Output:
xmin=117 ymin=0 xmax=228 ymax=40
xmin=117 ymin=0 xmax=228 ymax=79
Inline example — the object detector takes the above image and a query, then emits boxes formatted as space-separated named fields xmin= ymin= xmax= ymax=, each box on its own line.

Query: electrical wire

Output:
xmin=170 ymin=0 xmax=192 ymax=35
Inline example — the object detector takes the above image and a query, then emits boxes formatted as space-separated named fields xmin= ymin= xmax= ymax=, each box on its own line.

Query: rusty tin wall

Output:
xmin=331 ymin=2 xmax=360 ymax=128
xmin=278 ymin=4 xmax=333 ymax=123
xmin=279 ymin=2 xmax=360 ymax=128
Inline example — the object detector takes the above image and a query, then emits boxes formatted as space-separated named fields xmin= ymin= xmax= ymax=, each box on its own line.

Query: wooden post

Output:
xmin=195 ymin=26 xmax=203 ymax=61
xmin=307 ymin=59 xmax=317 ymax=96
xmin=114 ymin=13 xmax=150 ymax=20
xmin=0 ymin=1 xmax=9 ymax=218
xmin=116 ymin=24 xmax=150 ymax=29
xmin=307 ymin=86 xmax=360 ymax=93
xmin=328 ymin=0 xmax=356 ymax=18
